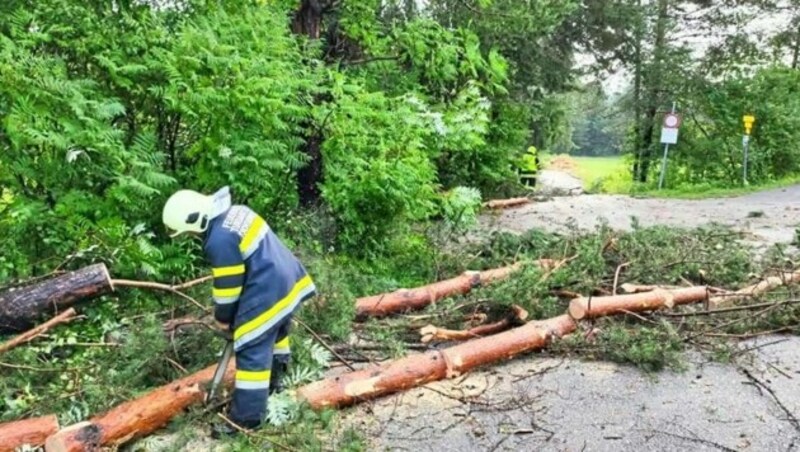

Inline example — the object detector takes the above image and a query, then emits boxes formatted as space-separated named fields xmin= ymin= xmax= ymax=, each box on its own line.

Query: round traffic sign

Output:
xmin=663 ymin=113 xmax=681 ymax=128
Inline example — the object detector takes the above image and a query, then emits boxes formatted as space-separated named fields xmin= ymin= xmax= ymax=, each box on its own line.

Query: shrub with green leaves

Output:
xmin=318 ymin=83 xmax=437 ymax=252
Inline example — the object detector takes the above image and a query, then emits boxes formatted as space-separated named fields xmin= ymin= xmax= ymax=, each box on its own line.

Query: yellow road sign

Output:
xmin=743 ymin=115 xmax=755 ymax=135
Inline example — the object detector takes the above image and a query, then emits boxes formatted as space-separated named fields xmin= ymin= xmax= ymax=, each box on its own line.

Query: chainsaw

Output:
xmin=206 ymin=329 xmax=234 ymax=406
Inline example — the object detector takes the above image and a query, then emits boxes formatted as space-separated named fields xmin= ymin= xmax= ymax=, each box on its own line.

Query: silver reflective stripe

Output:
xmin=234 ymin=283 xmax=316 ymax=351
xmin=241 ymin=224 xmax=269 ymax=260
xmin=235 ymin=380 xmax=271 ymax=390
xmin=213 ymin=295 xmax=239 ymax=305
xmin=274 ymin=347 xmax=290 ymax=355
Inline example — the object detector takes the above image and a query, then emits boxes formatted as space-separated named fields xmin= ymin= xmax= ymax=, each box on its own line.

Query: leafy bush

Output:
xmin=319 ymin=83 xmax=437 ymax=252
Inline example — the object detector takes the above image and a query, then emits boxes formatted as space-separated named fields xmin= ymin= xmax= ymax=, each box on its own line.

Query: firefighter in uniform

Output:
xmin=162 ymin=187 xmax=316 ymax=437
xmin=517 ymin=146 xmax=539 ymax=187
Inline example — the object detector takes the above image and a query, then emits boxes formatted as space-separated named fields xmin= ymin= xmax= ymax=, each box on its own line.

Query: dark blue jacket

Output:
xmin=203 ymin=205 xmax=315 ymax=350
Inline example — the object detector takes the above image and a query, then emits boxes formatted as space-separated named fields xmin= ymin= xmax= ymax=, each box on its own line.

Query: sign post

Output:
xmin=658 ymin=102 xmax=680 ymax=190
xmin=742 ymin=114 xmax=755 ymax=185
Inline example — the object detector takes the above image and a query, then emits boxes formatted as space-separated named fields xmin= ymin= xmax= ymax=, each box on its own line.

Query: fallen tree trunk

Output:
xmin=0 ymin=264 xmax=112 ymax=333
xmin=297 ymin=314 xmax=576 ymax=409
xmin=419 ymin=305 xmax=529 ymax=343
xmin=356 ymin=260 xmax=554 ymax=318
xmin=0 ymin=308 xmax=77 ymax=355
xmin=482 ymin=197 xmax=530 ymax=210
xmin=0 ymin=415 xmax=60 ymax=452
xmin=45 ymin=361 xmax=235 ymax=452
xmin=710 ymin=272 xmax=800 ymax=307
xmin=568 ymin=286 xmax=710 ymax=320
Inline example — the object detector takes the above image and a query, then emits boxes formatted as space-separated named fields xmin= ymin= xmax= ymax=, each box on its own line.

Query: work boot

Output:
xmin=211 ymin=422 xmax=237 ymax=439
xmin=211 ymin=418 xmax=262 ymax=439
xmin=270 ymin=361 xmax=288 ymax=395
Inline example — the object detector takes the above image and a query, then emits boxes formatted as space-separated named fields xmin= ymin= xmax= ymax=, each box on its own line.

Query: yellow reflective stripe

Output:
xmin=234 ymin=275 xmax=313 ymax=341
xmin=212 ymin=264 xmax=245 ymax=278
xmin=275 ymin=337 xmax=289 ymax=349
xmin=212 ymin=286 xmax=242 ymax=298
xmin=239 ymin=216 xmax=265 ymax=255
xmin=236 ymin=369 xmax=271 ymax=381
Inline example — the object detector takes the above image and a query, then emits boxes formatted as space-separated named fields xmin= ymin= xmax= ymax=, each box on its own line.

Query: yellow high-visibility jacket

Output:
xmin=518 ymin=146 xmax=538 ymax=177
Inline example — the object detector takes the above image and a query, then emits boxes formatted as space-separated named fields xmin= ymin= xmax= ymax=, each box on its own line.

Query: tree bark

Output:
xmin=291 ymin=1 xmax=326 ymax=206
xmin=296 ymin=131 xmax=324 ymax=206
xmin=568 ymin=286 xmax=710 ymax=320
xmin=356 ymin=261 xmax=554 ymax=318
xmin=298 ymin=315 xmax=575 ymax=409
xmin=291 ymin=0 xmax=324 ymax=38
xmin=0 ymin=415 xmax=60 ymax=452
xmin=0 ymin=308 xmax=77 ymax=355
xmin=631 ymin=0 xmax=644 ymax=181
xmin=419 ymin=305 xmax=529 ymax=343
xmin=0 ymin=264 xmax=112 ymax=333
xmin=639 ymin=0 xmax=670 ymax=183
xmin=45 ymin=361 xmax=235 ymax=452
xmin=482 ymin=197 xmax=531 ymax=210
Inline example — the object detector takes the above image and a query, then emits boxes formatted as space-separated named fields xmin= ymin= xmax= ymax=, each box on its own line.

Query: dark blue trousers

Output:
xmin=229 ymin=315 xmax=292 ymax=425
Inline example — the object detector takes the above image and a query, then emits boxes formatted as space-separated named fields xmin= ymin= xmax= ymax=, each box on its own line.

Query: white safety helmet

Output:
xmin=162 ymin=189 xmax=214 ymax=237
xmin=163 ymin=187 xmax=233 ymax=237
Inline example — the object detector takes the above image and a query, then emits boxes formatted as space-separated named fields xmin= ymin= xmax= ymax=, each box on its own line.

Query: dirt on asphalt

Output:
xmin=482 ymin=183 xmax=800 ymax=249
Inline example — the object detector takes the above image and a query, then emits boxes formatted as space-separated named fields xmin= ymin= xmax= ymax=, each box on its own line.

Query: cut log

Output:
xmin=356 ymin=260 xmax=554 ymax=318
xmin=297 ymin=315 xmax=576 ymax=409
xmin=0 ymin=308 xmax=77 ymax=355
xmin=0 ymin=264 xmax=112 ymax=333
xmin=482 ymin=197 xmax=530 ymax=210
xmin=710 ymin=272 xmax=800 ymax=307
xmin=45 ymin=361 xmax=235 ymax=452
xmin=420 ymin=305 xmax=529 ymax=343
xmin=568 ymin=286 xmax=710 ymax=320
xmin=0 ymin=415 xmax=60 ymax=452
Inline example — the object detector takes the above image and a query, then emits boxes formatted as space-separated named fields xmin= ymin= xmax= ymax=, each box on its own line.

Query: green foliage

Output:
xmin=566 ymin=85 xmax=624 ymax=157
xmin=319 ymin=82 xmax=437 ymax=251
xmin=161 ymin=4 xmax=316 ymax=211
xmin=439 ymin=186 xmax=482 ymax=233
xmin=297 ymin=258 xmax=358 ymax=341
xmin=557 ymin=321 xmax=685 ymax=372
xmin=341 ymin=17 xmax=521 ymax=196
xmin=0 ymin=311 xmax=185 ymax=423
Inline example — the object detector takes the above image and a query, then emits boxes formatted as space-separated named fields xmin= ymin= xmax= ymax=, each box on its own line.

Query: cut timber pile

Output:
xmin=0 ymin=264 xmax=112 ymax=333
xmin=298 ymin=315 xmax=576 ymax=409
xmin=45 ymin=361 xmax=235 ymax=452
xmin=356 ymin=260 xmax=554 ymax=318
xmin=0 ymin=415 xmax=60 ymax=452
xmin=482 ymin=197 xmax=530 ymax=210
